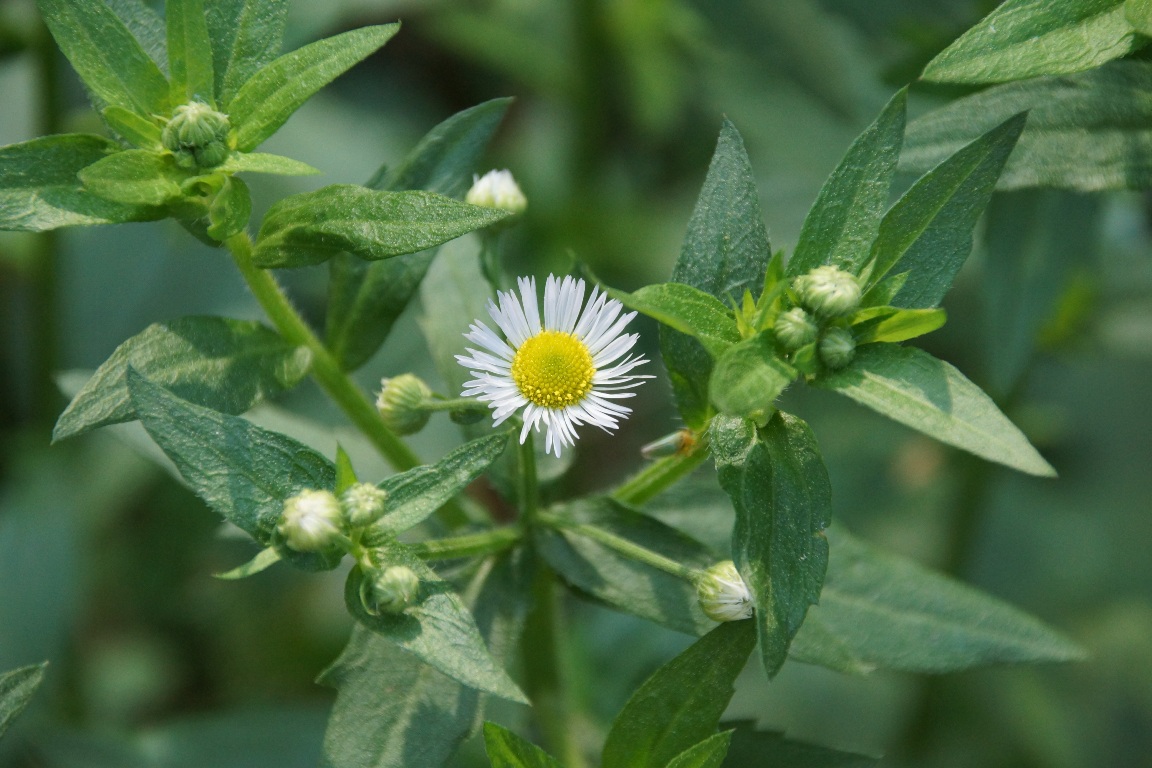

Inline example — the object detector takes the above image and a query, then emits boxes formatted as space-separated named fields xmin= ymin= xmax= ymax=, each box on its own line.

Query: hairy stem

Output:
xmin=540 ymin=512 xmax=702 ymax=583
xmin=409 ymin=527 xmax=522 ymax=561
xmin=610 ymin=436 xmax=709 ymax=506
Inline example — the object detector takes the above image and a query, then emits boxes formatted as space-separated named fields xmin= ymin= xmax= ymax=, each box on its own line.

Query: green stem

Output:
xmin=610 ymin=437 xmax=709 ymax=506
xmin=519 ymin=431 xmax=540 ymax=525
xmin=424 ymin=397 xmax=488 ymax=413
xmin=540 ymin=512 xmax=702 ymax=583
xmin=409 ymin=527 xmax=522 ymax=561
xmin=225 ymin=233 xmax=468 ymax=526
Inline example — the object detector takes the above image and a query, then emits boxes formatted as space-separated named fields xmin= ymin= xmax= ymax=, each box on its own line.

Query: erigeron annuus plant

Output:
xmin=0 ymin=0 xmax=1093 ymax=765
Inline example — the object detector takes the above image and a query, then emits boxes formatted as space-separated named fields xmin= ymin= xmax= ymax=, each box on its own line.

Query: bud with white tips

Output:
xmin=465 ymin=169 xmax=527 ymax=215
xmin=341 ymin=483 xmax=387 ymax=528
xmin=278 ymin=489 xmax=343 ymax=552
xmin=819 ymin=327 xmax=856 ymax=370
xmin=696 ymin=560 xmax=753 ymax=622
xmin=162 ymin=102 xmax=232 ymax=169
xmin=376 ymin=374 xmax=432 ymax=435
xmin=774 ymin=307 xmax=819 ymax=350
xmin=794 ymin=265 xmax=862 ymax=318
xmin=372 ymin=565 xmax=421 ymax=613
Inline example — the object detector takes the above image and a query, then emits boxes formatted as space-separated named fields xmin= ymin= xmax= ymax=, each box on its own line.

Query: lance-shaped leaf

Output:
xmin=166 ymin=0 xmax=214 ymax=105
xmin=0 ymin=662 xmax=48 ymax=740
xmin=229 ymin=24 xmax=400 ymax=151
xmin=721 ymin=722 xmax=877 ymax=768
xmin=344 ymin=543 xmax=527 ymax=704
xmin=664 ymin=120 xmax=772 ymax=428
xmin=364 ymin=432 xmax=510 ymax=534
xmin=789 ymin=528 xmax=1084 ymax=674
xmin=107 ymin=0 xmax=167 ymax=72
xmin=0 ymin=134 xmax=165 ymax=231
xmin=253 ymin=185 xmax=509 ymax=268
xmin=102 ymin=105 xmax=163 ymax=149
xmin=868 ymin=113 xmax=1026 ymax=308
xmin=709 ymin=334 xmax=796 ymax=419
xmin=483 ymin=723 xmax=562 ymax=768
xmin=77 ymin=149 xmax=187 ymax=206
xmin=327 ymin=98 xmax=512 ymax=371
xmin=850 ymin=307 xmax=946 ymax=345
xmin=788 ymin=89 xmax=906 ymax=277
xmin=206 ymin=0 xmax=289 ymax=107
xmin=712 ymin=413 xmax=830 ymax=677
xmin=218 ymin=153 xmax=320 ymax=177
xmin=536 ymin=498 xmax=716 ymax=636
xmin=1129 ymin=0 xmax=1152 ymax=33
xmin=601 ymin=621 xmax=756 ymax=768
xmin=815 ymin=344 xmax=1055 ymax=476
xmin=666 ymin=732 xmax=734 ymax=768
xmin=904 ymin=60 xmax=1152 ymax=192
xmin=922 ymin=0 xmax=1140 ymax=84
xmin=37 ymin=0 xmax=169 ymax=115
xmin=617 ymin=283 xmax=739 ymax=358
xmin=126 ymin=371 xmax=341 ymax=572
xmin=54 ymin=316 xmax=311 ymax=441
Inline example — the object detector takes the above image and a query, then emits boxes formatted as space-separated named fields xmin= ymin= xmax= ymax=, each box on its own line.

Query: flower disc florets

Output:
xmin=162 ymin=102 xmax=232 ymax=169
xmin=465 ymin=169 xmax=527 ymax=215
xmin=278 ymin=489 xmax=343 ymax=552
xmin=794 ymin=265 xmax=862 ymax=318
xmin=697 ymin=560 xmax=754 ymax=622
xmin=456 ymin=275 xmax=652 ymax=457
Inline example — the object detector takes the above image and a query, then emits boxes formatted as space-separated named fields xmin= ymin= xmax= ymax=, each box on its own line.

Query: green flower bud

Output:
xmin=794 ymin=265 xmax=861 ymax=318
xmin=372 ymin=565 xmax=421 ymax=613
xmin=640 ymin=429 xmax=697 ymax=459
xmin=341 ymin=483 xmax=387 ymax=527
xmin=278 ymin=489 xmax=343 ymax=551
xmin=696 ymin=560 xmax=753 ymax=622
xmin=376 ymin=374 xmax=433 ymax=435
xmin=465 ymin=169 xmax=527 ymax=215
xmin=774 ymin=307 xmax=819 ymax=350
xmin=162 ymin=102 xmax=232 ymax=169
xmin=819 ymin=327 xmax=856 ymax=370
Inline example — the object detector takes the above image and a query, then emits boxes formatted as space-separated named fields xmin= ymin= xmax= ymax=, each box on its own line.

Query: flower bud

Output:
xmin=372 ymin=565 xmax=421 ymax=613
xmin=640 ymin=429 xmax=697 ymax=459
xmin=819 ymin=327 xmax=856 ymax=370
xmin=341 ymin=483 xmax=387 ymax=528
xmin=465 ymin=169 xmax=527 ymax=215
xmin=162 ymin=102 xmax=232 ymax=169
xmin=793 ymin=265 xmax=861 ymax=318
xmin=696 ymin=560 xmax=753 ymax=622
xmin=774 ymin=307 xmax=819 ymax=350
xmin=376 ymin=374 xmax=432 ymax=435
xmin=278 ymin=489 xmax=343 ymax=551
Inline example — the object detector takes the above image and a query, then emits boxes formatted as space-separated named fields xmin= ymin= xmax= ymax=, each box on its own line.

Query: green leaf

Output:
xmin=206 ymin=0 xmax=288 ymax=107
xmin=421 ymin=242 xmax=494 ymax=398
xmin=536 ymin=498 xmax=717 ymax=636
xmin=229 ymin=24 xmax=400 ymax=152
xmin=367 ymin=432 xmax=511 ymax=534
xmin=721 ymin=722 xmax=877 ymax=767
xmin=664 ymin=119 xmax=772 ymax=428
xmin=206 ymin=175 xmax=251 ymax=240
xmin=850 ymin=307 xmax=946 ymax=345
xmin=334 ymin=445 xmax=358 ymax=495
xmin=666 ymin=732 xmax=734 ymax=768
xmin=328 ymin=98 xmax=512 ymax=371
xmin=53 ymin=316 xmax=311 ymax=441
xmin=788 ymin=89 xmax=906 ymax=277
xmin=709 ymin=334 xmax=796 ymax=419
xmin=253 ymin=185 xmax=509 ymax=268
xmin=601 ymin=621 xmax=757 ymax=768
xmin=101 ymin=106 xmax=163 ymax=149
xmin=126 ymin=371 xmax=341 ymax=572
xmin=904 ymin=61 xmax=1152 ymax=192
xmin=166 ymin=0 xmax=215 ymax=105
xmin=37 ymin=0 xmax=169 ymax=114
xmin=1128 ymin=0 xmax=1152 ymax=33
xmin=712 ymin=413 xmax=831 ymax=677
xmin=0 ymin=662 xmax=48 ymax=740
xmin=214 ymin=546 xmax=280 ymax=580
xmin=106 ymin=0 xmax=167 ymax=72
xmin=77 ymin=149 xmax=186 ymax=206
xmin=790 ymin=528 xmax=1085 ymax=673
xmin=814 ymin=344 xmax=1055 ymax=476
xmin=483 ymin=723 xmax=562 ymax=768
xmin=921 ymin=0 xmax=1140 ymax=84
xmin=0 ymin=134 xmax=165 ymax=231
xmin=344 ymin=544 xmax=528 ymax=704
xmin=869 ymin=113 xmax=1026 ymax=308
xmin=219 ymin=152 xmax=321 ymax=176
xmin=619 ymin=283 xmax=739 ymax=357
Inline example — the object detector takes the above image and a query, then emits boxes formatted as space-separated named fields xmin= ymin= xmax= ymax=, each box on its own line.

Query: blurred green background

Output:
xmin=2 ymin=0 xmax=1150 ymax=765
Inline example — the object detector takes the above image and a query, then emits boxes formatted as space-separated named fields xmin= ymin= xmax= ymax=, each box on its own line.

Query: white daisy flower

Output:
xmin=456 ymin=274 xmax=652 ymax=457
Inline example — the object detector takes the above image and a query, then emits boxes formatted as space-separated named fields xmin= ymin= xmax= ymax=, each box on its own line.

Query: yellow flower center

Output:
xmin=511 ymin=331 xmax=595 ymax=409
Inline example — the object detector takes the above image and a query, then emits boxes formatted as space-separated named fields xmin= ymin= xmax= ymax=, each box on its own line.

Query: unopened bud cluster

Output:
xmin=376 ymin=374 xmax=433 ymax=435
xmin=277 ymin=482 xmax=388 ymax=552
xmin=162 ymin=102 xmax=232 ymax=169
xmin=696 ymin=560 xmax=753 ymax=622
xmin=775 ymin=265 xmax=859 ymax=370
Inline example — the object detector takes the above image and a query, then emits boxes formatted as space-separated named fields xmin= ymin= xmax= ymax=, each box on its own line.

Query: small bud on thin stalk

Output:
xmin=278 ymin=489 xmax=343 ymax=552
xmin=696 ymin=560 xmax=754 ymax=622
